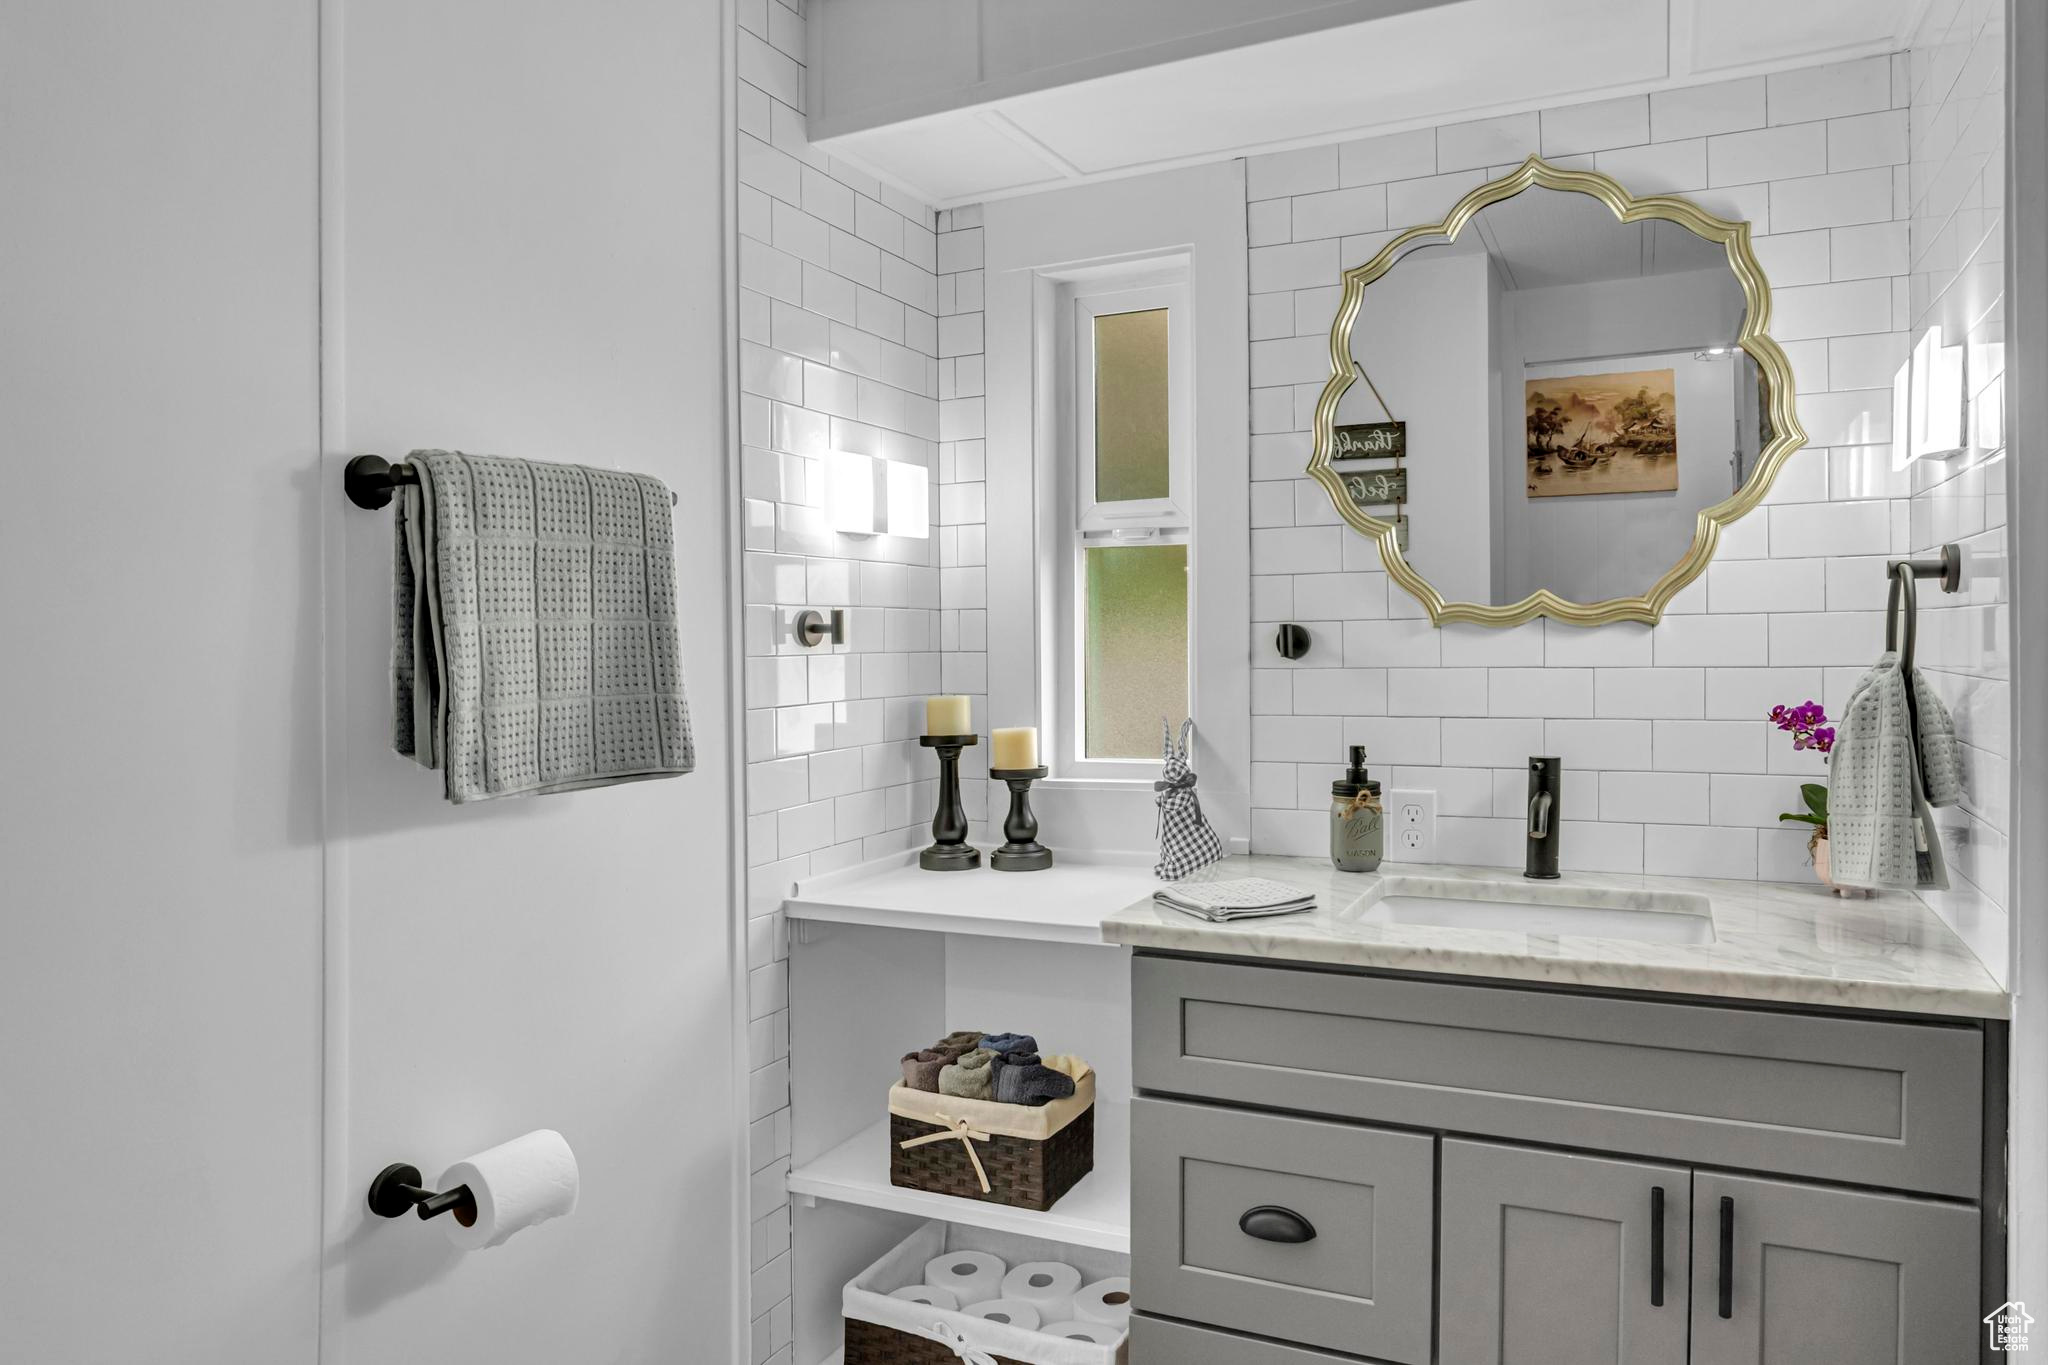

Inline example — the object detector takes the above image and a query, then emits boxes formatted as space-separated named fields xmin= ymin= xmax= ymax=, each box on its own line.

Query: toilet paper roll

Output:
xmin=924 ymin=1249 xmax=1007 ymax=1307
xmin=962 ymin=1299 xmax=1041 ymax=1332
xmin=436 ymin=1129 xmax=580 ymax=1251
xmin=890 ymin=1284 xmax=960 ymax=1311
xmin=1072 ymin=1276 xmax=1133 ymax=1327
xmin=1040 ymin=1321 xmax=1124 ymax=1345
xmin=1000 ymin=1261 xmax=1082 ymax=1322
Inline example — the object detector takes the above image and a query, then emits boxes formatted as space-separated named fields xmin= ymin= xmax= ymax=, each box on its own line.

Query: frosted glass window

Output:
xmin=1093 ymin=309 xmax=1171 ymax=503
xmin=1083 ymin=544 xmax=1188 ymax=759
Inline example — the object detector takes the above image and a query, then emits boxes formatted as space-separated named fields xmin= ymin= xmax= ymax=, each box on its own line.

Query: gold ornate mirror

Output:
xmin=1307 ymin=155 xmax=1804 ymax=627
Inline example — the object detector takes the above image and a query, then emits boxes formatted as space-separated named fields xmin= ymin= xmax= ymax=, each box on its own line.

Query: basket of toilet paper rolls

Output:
xmin=844 ymin=1220 xmax=1130 ymax=1365
xmin=893 ymin=1032 xmax=1094 ymax=1212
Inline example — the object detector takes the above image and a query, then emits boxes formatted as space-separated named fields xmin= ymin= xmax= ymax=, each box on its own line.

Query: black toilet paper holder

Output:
xmin=367 ymin=1162 xmax=477 ymax=1225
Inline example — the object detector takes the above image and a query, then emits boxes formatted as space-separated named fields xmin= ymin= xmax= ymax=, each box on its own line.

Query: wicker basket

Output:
xmin=889 ymin=1106 xmax=1095 ymax=1211
xmin=845 ymin=1317 xmax=1033 ymax=1365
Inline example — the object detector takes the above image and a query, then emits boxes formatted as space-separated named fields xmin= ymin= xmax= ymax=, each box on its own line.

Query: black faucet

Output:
xmin=1526 ymin=756 xmax=1561 ymax=880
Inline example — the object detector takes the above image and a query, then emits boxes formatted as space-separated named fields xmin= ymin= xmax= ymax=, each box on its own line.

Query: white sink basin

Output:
xmin=1350 ymin=876 xmax=1716 ymax=944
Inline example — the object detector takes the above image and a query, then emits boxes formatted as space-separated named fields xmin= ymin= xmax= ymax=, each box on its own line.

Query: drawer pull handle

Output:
xmin=1239 ymin=1205 xmax=1317 ymax=1244
xmin=1649 ymin=1185 xmax=1665 ymax=1308
xmin=1717 ymin=1195 xmax=1734 ymax=1320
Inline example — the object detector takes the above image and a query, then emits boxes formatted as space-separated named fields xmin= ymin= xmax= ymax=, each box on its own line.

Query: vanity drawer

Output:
xmin=1130 ymin=1097 xmax=1434 ymax=1363
xmin=1133 ymin=955 xmax=1981 ymax=1198
xmin=1130 ymin=1315 xmax=1397 ymax=1364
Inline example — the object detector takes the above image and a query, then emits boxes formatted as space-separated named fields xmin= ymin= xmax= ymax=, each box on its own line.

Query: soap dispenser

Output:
xmin=1330 ymin=745 xmax=1384 ymax=872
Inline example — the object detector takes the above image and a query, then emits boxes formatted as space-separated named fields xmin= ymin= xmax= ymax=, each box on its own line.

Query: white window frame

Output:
xmin=1055 ymin=269 xmax=1194 ymax=780
xmin=982 ymin=160 xmax=1250 ymax=855
xmin=1072 ymin=280 xmax=1192 ymax=538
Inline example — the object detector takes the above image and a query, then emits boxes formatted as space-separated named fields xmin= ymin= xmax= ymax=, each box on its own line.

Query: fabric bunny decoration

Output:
xmin=1154 ymin=717 xmax=1223 ymax=880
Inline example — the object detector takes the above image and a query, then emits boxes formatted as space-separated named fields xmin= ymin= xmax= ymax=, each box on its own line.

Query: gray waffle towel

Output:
xmin=1826 ymin=651 xmax=1958 ymax=891
xmin=392 ymin=449 xmax=694 ymax=803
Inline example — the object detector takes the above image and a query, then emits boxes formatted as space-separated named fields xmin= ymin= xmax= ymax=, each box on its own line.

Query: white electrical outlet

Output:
xmin=1388 ymin=790 xmax=1435 ymax=862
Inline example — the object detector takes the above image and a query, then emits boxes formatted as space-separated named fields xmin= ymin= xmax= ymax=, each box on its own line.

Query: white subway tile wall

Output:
xmin=1242 ymin=50 xmax=2010 ymax=966
xmin=736 ymin=23 xmax=2015 ymax=1351
xmin=735 ymin=0 xmax=985 ymax=1357
xmin=1904 ymin=0 xmax=2009 ymax=973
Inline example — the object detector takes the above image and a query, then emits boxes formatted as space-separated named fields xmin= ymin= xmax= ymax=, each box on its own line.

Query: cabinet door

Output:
xmin=1439 ymin=1141 xmax=1689 ymax=1365
xmin=1689 ymin=1172 xmax=1979 ymax=1365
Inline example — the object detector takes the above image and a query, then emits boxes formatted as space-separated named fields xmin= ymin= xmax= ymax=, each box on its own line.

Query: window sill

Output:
xmin=1035 ymin=775 xmax=1157 ymax=793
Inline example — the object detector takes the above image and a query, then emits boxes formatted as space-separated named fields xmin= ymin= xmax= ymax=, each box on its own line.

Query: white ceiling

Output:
xmin=1470 ymin=186 xmax=1730 ymax=289
xmin=815 ymin=0 xmax=1925 ymax=209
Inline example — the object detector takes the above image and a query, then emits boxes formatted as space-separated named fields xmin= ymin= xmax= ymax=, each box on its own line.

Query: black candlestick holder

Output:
xmin=989 ymin=766 xmax=1052 ymax=871
xmin=919 ymin=734 xmax=981 ymax=871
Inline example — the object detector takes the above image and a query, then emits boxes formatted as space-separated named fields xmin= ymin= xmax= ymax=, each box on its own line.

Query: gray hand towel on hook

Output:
xmin=392 ymin=449 xmax=694 ymax=802
xmin=1826 ymin=564 xmax=1961 ymax=890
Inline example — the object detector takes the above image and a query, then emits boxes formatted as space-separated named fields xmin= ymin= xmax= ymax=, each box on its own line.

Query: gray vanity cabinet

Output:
xmin=1130 ymin=953 xmax=1997 ymax=1365
xmin=1438 ymin=1141 xmax=1689 ymax=1365
xmin=1688 ymin=1172 xmax=1979 ymax=1365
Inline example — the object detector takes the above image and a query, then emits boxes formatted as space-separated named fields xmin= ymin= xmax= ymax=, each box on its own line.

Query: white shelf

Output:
xmin=785 ymin=851 xmax=1160 ymax=945
xmin=786 ymin=1102 xmax=1131 ymax=1253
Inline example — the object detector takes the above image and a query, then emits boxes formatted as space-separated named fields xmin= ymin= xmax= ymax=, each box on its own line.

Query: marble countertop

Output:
xmin=1099 ymin=856 xmax=2009 ymax=1018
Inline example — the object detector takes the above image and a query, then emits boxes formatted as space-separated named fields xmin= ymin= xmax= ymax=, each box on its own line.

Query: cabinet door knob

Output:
xmin=1239 ymin=1205 xmax=1317 ymax=1244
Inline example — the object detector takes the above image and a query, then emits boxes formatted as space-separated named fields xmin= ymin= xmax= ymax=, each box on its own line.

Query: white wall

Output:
xmin=1502 ymin=271 xmax=1751 ymax=605
xmin=981 ymin=161 xmax=1253 ymax=853
xmin=1344 ymin=249 xmax=1495 ymax=603
xmin=1244 ymin=58 xmax=1979 ymax=934
xmin=0 ymin=5 xmax=325 ymax=1359
xmin=321 ymin=2 xmax=740 ymax=1362
xmin=0 ymin=3 xmax=744 ymax=1362
xmin=2001 ymin=0 xmax=2046 ymax=1312
xmin=1904 ymin=0 xmax=2020 ymax=1308
xmin=1905 ymin=0 xmax=2011 ymax=998
xmin=734 ymin=0 xmax=956 ymax=1356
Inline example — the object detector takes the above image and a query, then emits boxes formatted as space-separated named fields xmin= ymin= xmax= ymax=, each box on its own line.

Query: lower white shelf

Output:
xmin=786 ymin=1101 xmax=1131 ymax=1254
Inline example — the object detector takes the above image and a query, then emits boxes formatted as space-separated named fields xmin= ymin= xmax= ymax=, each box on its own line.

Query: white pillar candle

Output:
xmin=925 ymin=695 xmax=972 ymax=735
xmin=991 ymin=727 xmax=1039 ymax=770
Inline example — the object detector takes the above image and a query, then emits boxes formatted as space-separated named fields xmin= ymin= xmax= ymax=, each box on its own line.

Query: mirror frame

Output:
xmin=1306 ymin=155 xmax=1807 ymax=628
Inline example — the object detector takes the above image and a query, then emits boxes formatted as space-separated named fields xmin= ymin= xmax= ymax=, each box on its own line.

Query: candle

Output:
xmin=925 ymin=695 xmax=972 ymax=736
xmin=991 ymin=726 xmax=1039 ymax=770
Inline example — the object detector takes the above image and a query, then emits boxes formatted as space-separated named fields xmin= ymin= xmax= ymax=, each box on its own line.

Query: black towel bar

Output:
xmin=343 ymin=454 xmax=678 ymax=510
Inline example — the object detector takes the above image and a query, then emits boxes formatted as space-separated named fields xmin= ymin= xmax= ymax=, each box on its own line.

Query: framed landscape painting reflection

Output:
xmin=1525 ymin=368 xmax=1679 ymax=498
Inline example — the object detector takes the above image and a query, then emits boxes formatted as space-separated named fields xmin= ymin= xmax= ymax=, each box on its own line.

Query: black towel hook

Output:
xmin=1884 ymin=543 xmax=1963 ymax=676
xmin=343 ymin=454 xmax=679 ymax=509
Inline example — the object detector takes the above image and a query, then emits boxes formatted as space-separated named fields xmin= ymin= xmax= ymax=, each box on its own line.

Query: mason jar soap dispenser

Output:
xmin=1330 ymin=745 xmax=1384 ymax=872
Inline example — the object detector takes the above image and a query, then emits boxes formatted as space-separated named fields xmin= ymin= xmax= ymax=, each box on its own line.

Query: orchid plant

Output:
xmin=1769 ymin=701 xmax=1834 ymax=844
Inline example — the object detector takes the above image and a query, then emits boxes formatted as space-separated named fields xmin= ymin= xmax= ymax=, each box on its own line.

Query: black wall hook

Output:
xmin=1276 ymin=623 xmax=1312 ymax=660
xmin=367 ymin=1162 xmax=477 ymax=1226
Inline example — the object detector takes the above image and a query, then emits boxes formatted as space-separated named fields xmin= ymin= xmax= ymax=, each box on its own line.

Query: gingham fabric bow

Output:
xmin=928 ymin=1322 xmax=1001 ymax=1365
xmin=1154 ymin=717 xmax=1223 ymax=880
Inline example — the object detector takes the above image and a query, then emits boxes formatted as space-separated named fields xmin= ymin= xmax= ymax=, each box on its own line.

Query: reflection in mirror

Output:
xmin=1331 ymin=177 xmax=1777 ymax=615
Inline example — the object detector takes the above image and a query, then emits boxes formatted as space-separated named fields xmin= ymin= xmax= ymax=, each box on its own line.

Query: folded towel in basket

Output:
xmin=393 ymin=450 xmax=694 ymax=803
xmin=901 ymin=1051 xmax=949 ymax=1092
xmin=938 ymin=1049 xmax=996 ymax=1100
